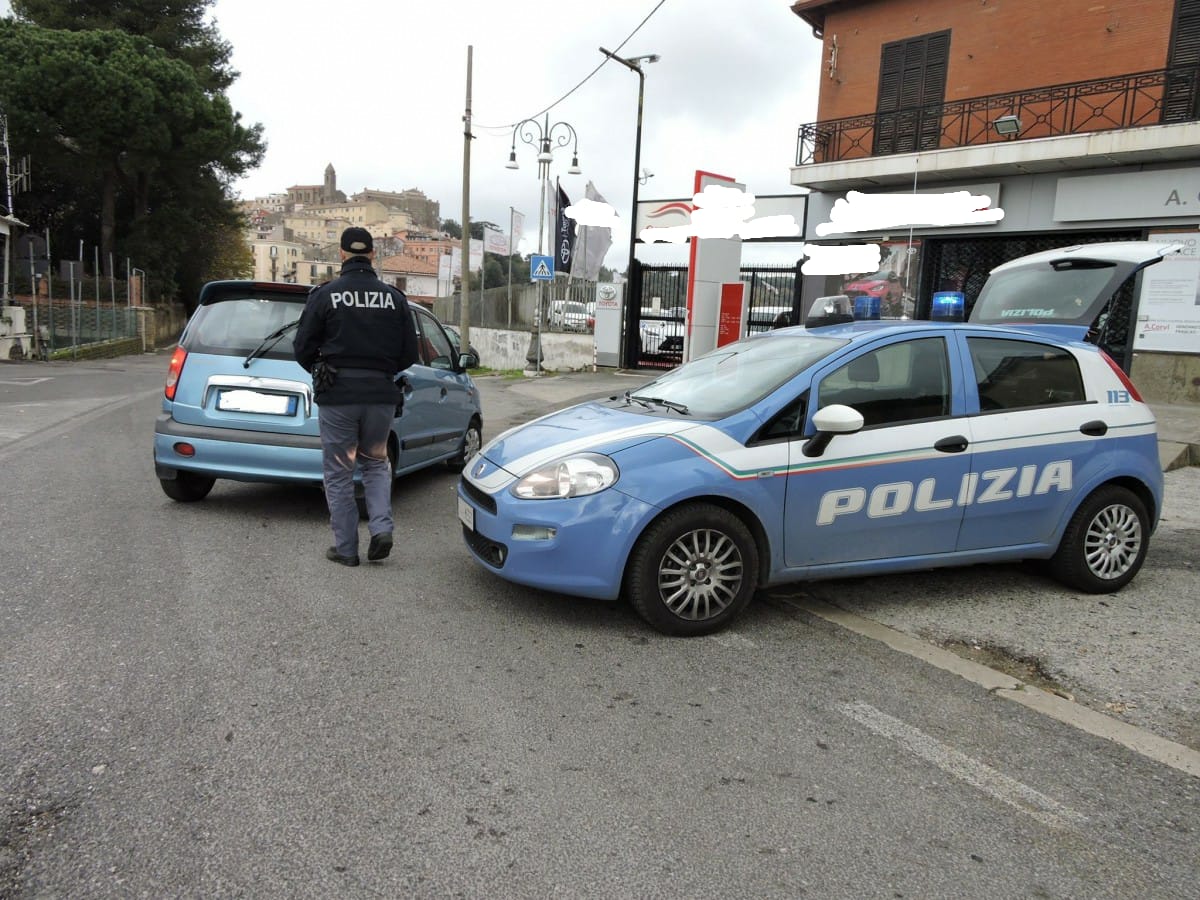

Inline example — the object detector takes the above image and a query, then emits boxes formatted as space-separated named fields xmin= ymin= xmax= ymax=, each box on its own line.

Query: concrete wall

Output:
xmin=468 ymin=326 xmax=596 ymax=373
xmin=1130 ymin=352 xmax=1200 ymax=405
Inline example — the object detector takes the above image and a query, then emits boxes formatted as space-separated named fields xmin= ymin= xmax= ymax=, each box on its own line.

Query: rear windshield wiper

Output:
xmin=630 ymin=394 xmax=689 ymax=415
xmin=244 ymin=318 xmax=301 ymax=368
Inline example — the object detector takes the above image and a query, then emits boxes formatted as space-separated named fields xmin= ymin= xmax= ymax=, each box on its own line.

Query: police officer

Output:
xmin=294 ymin=226 xmax=419 ymax=566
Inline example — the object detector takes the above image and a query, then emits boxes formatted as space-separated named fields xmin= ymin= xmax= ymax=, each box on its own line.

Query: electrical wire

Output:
xmin=474 ymin=0 xmax=667 ymax=135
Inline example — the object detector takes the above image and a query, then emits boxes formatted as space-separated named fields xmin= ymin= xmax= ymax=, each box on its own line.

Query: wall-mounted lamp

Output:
xmin=992 ymin=114 xmax=1022 ymax=136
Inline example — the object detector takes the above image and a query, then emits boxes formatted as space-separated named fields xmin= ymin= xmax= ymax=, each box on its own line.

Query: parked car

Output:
xmin=638 ymin=307 xmax=685 ymax=357
xmin=443 ymin=322 xmax=480 ymax=362
xmin=842 ymin=269 xmax=906 ymax=317
xmin=154 ymin=280 xmax=482 ymax=503
xmin=548 ymin=300 xmax=591 ymax=332
xmin=458 ymin=308 xmax=1163 ymax=636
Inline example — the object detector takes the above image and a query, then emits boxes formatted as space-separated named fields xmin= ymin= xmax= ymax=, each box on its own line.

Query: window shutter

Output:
xmin=1164 ymin=0 xmax=1200 ymax=122
xmin=874 ymin=31 xmax=950 ymax=155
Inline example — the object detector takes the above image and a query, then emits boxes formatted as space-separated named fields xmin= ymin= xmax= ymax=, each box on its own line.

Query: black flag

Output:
xmin=555 ymin=181 xmax=575 ymax=274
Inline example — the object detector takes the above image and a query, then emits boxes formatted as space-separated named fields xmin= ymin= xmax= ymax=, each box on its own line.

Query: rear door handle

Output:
xmin=1080 ymin=420 xmax=1108 ymax=436
xmin=934 ymin=435 xmax=969 ymax=453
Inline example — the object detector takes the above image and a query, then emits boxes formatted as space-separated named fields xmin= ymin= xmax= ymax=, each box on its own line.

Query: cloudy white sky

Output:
xmin=0 ymin=0 xmax=823 ymax=268
xmin=210 ymin=0 xmax=821 ymax=269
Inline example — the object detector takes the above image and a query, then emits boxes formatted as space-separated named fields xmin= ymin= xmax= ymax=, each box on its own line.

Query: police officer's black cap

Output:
xmin=340 ymin=227 xmax=373 ymax=255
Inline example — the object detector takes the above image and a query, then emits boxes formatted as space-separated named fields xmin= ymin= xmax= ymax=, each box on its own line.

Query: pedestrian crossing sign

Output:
xmin=530 ymin=255 xmax=555 ymax=282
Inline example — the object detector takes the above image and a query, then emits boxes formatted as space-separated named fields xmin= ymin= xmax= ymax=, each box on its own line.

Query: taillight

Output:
xmin=165 ymin=346 xmax=188 ymax=400
xmin=1099 ymin=350 xmax=1143 ymax=402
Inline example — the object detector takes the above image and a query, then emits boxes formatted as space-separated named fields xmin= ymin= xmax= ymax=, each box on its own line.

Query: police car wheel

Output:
xmin=1049 ymin=485 xmax=1148 ymax=593
xmin=627 ymin=503 xmax=758 ymax=636
xmin=445 ymin=418 xmax=482 ymax=472
xmin=159 ymin=472 xmax=215 ymax=502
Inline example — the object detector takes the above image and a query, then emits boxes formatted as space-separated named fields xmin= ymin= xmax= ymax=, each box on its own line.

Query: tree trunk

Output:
xmin=101 ymin=165 xmax=117 ymax=276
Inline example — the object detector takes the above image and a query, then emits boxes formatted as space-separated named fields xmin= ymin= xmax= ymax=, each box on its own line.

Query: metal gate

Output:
xmin=626 ymin=261 xmax=803 ymax=370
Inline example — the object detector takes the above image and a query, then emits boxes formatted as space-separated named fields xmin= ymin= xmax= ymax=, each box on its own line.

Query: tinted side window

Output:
xmin=414 ymin=309 xmax=456 ymax=369
xmin=759 ymin=395 xmax=808 ymax=441
xmin=969 ymin=338 xmax=1085 ymax=411
xmin=817 ymin=337 xmax=950 ymax=427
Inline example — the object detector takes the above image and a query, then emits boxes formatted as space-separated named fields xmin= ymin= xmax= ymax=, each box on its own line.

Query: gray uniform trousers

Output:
xmin=318 ymin=402 xmax=395 ymax=558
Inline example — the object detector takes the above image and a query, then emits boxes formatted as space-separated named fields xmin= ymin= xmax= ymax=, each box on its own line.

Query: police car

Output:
xmin=456 ymin=243 xmax=1172 ymax=636
xmin=155 ymin=280 xmax=482 ymax=503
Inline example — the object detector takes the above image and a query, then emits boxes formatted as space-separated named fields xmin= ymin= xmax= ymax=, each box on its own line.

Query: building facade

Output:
xmin=353 ymin=188 xmax=441 ymax=230
xmin=790 ymin=0 xmax=1200 ymax=403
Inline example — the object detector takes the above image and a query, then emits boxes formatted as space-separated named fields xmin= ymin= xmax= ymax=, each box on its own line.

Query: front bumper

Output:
xmin=456 ymin=477 xmax=659 ymax=601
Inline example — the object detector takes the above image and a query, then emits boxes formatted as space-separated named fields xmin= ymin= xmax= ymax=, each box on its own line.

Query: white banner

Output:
xmin=469 ymin=238 xmax=484 ymax=273
xmin=1134 ymin=232 xmax=1200 ymax=353
xmin=483 ymin=226 xmax=509 ymax=255
xmin=511 ymin=210 xmax=525 ymax=255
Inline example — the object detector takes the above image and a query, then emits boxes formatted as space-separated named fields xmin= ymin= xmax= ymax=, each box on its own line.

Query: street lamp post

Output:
xmin=599 ymin=47 xmax=659 ymax=365
xmin=506 ymin=114 xmax=581 ymax=375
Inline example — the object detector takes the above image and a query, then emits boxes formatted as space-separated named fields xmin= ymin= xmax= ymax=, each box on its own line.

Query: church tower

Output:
xmin=323 ymin=163 xmax=336 ymax=203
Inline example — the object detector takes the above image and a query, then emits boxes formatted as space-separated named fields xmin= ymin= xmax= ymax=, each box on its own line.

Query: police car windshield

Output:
xmin=633 ymin=332 xmax=847 ymax=418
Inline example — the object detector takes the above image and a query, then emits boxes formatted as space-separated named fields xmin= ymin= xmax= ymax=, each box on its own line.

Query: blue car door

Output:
xmin=784 ymin=335 xmax=973 ymax=568
xmin=396 ymin=308 xmax=472 ymax=467
xmin=954 ymin=332 xmax=1097 ymax=551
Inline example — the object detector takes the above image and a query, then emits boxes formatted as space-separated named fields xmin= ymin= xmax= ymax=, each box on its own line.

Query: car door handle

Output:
xmin=934 ymin=435 xmax=969 ymax=453
xmin=1080 ymin=420 xmax=1108 ymax=436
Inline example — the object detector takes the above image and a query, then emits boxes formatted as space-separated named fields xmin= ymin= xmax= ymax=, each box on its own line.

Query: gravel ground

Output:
xmin=804 ymin=466 xmax=1200 ymax=750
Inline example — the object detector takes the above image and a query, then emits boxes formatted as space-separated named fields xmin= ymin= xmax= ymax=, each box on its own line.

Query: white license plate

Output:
xmin=457 ymin=496 xmax=475 ymax=531
xmin=217 ymin=389 xmax=296 ymax=416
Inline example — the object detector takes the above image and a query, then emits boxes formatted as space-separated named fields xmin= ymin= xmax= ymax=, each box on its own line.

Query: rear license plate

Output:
xmin=457 ymin=496 xmax=475 ymax=531
xmin=217 ymin=389 xmax=297 ymax=416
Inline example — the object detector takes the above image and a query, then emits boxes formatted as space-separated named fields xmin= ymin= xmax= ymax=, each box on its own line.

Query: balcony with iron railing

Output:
xmin=795 ymin=64 xmax=1200 ymax=171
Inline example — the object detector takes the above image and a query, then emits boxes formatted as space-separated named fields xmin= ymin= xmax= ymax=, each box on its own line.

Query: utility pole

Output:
xmin=460 ymin=46 xmax=472 ymax=353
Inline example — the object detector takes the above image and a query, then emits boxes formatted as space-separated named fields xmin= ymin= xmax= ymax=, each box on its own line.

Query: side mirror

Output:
xmin=803 ymin=404 xmax=865 ymax=458
xmin=459 ymin=352 xmax=479 ymax=370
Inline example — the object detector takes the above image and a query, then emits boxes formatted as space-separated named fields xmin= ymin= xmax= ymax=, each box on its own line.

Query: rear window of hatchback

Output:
xmin=183 ymin=284 xmax=310 ymax=360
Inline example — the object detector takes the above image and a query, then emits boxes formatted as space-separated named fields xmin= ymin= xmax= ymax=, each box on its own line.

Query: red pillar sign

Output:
xmin=717 ymin=282 xmax=747 ymax=347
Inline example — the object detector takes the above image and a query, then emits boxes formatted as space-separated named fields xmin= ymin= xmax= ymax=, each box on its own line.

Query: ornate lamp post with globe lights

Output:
xmin=505 ymin=114 xmax=581 ymax=374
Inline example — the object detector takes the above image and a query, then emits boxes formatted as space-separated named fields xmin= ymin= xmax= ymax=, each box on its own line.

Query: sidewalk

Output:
xmin=526 ymin=368 xmax=1199 ymax=471
xmin=1152 ymin=403 xmax=1200 ymax=471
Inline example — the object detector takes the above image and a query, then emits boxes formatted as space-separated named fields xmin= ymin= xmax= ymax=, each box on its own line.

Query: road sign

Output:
xmin=530 ymin=255 xmax=555 ymax=282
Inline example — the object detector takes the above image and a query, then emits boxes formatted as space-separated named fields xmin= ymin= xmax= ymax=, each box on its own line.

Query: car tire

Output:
xmin=626 ymin=503 xmax=759 ymax=636
xmin=1048 ymin=485 xmax=1148 ymax=593
xmin=159 ymin=472 xmax=215 ymax=502
xmin=445 ymin=417 xmax=482 ymax=472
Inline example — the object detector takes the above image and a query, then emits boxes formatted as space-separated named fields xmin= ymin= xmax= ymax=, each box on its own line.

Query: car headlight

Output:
xmin=512 ymin=453 xmax=619 ymax=499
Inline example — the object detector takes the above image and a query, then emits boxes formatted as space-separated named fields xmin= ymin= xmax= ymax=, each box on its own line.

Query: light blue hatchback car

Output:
xmin=155 ymin=280 xmax=482 ymax=504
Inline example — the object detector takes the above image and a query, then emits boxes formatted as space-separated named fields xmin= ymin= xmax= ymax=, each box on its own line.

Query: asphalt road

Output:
xmin=0 ymin=354 xmax=1196 ymax=899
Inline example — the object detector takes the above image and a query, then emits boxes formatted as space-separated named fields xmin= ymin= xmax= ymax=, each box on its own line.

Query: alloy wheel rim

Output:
xmin=464 ymin=428 xmax=481 ymax=461
xmin=1084 ymin=503 xmax=1142 ymax=580
xmin=658 ymin=528 xmax=744 ymax=621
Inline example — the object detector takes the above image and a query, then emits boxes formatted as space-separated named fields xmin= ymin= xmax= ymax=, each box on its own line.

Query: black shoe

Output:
xmin=326 ymin=547 xmax=360 ymax=567
xmin=367 ymin=531 xmax=393 ymax=562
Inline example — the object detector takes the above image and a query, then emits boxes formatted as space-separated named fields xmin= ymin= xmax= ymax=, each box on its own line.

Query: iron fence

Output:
xmin=796 ymin=63 xmax=1200 ymax=165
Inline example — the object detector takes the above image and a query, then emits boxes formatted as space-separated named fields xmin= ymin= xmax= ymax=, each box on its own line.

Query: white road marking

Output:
xmin=839 ymin=701 xmax=1088 ymax=829
xmin=0 ymin=377 xmax=52 ymax=385
xmin=784 ymin=595 xmax=1200 ymax=779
